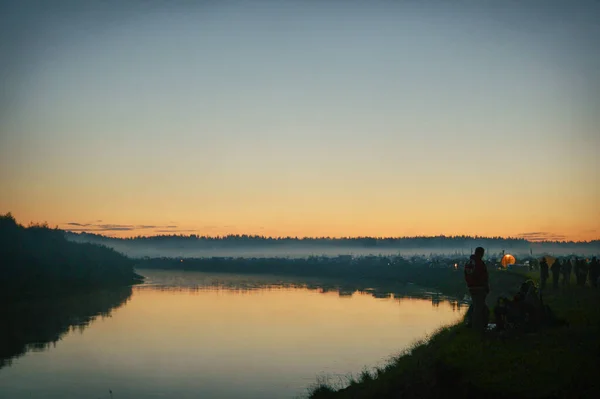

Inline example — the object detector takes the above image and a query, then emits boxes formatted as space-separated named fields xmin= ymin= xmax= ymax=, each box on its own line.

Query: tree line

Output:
xmin=0 ymin=213 xmax=141 ymax=299
xmin=67 ymin=231 xmax=600 ymax=249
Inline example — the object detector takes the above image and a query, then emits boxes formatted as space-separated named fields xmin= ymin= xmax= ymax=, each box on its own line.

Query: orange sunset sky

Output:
xmin=1 ymin=1 xmax=599 ymax=241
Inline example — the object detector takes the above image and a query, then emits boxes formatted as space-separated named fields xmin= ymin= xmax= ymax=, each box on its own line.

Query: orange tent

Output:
xmin=501 ymin=254 xmax=516 ymax=268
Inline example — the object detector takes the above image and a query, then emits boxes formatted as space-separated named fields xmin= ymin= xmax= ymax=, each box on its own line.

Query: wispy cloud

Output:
xmin=154 ymin=229 xmax=197 ymax=233
xmin=63 ymin=222 xmax=179 ymax=233
xmin=517 ymin=232 xmax=568 ymax=242
xmin=67 ymin=226 xmax=134 ymax=232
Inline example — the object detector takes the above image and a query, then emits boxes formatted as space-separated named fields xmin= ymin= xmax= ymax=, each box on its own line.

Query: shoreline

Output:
xmin=308 ymin=272 xmax=600 ymax=398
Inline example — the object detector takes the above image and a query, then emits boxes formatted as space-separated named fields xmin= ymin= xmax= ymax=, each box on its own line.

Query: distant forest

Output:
xmin=0 ymin=213 xmax=142 ymax=299
xmin=66 ymin=231 xmax=599 ymax=249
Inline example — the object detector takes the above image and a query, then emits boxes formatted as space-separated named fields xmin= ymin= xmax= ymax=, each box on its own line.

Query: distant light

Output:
xmin=180 ymin=259 xmax=184 ymax=262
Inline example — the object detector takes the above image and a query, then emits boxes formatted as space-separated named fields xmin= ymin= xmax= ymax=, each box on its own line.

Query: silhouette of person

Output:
xmin=551 ymin=258 xmax=561 ymax=289
xmin=562 ymin=258 xmax=572 ymax=287
xmin=576 ymin=258 xmax=588 ymax=286
xmin=540 ymin=257 xmax=549 ymax=290
xmin=464 ymin=247 xmax=489 ymax=334
xmin=590 ymin=257 xmax=599 ymax=288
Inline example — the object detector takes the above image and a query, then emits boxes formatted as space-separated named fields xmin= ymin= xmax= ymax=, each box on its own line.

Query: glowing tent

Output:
xmin=500 ymin=254 xmax=516 ymax=268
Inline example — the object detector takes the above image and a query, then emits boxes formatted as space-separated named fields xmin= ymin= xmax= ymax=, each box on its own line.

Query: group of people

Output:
xmin=463 ymin=247 xmax=597 ymax=334
xmin=539 ymin=256 xmax=599 ymax=290
xmin=492 ymin=279 xmax=567 ymax=332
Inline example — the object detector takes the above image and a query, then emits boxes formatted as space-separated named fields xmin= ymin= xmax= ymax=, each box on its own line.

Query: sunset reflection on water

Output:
xmin=0 ymin=270 xmax=465 ymax=399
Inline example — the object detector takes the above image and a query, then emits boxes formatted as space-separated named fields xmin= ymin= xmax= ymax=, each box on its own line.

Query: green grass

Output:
xmin=308 ymin=276 xmax=600 ymax=399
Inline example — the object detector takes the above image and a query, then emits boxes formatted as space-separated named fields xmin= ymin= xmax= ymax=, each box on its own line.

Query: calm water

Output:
xmin=0 ymin=269 xmax=465 ymax=399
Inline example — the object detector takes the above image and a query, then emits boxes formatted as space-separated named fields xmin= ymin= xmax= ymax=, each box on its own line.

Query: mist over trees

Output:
xmin=65 ymin=231 xmax=600 ymax=259
xmin=71 ymin=232 xmax=535 ymax=245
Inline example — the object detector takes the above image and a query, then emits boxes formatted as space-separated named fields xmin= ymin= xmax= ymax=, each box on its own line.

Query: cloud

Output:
xmin=133 ymin=225 xmax=180 ymax=229
xmin=154 ymin=229 xmax=197 ymax=233
xmin=67 ymin=227 xmax=132 ymax=232
xmin=62 ymin=221 xmax=180 ymax=233
xmin=517 ymin=232 xmax=568 ymax=242
xmin=67 ymin=227 xmax=134 ymax=232
xmin=98 ymin=224 xmax=134 ymax=230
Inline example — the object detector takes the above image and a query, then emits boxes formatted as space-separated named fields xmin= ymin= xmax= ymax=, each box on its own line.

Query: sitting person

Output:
xmin=495 ymin=281 xmax=539 ymax=330
xmin=493 ymin=296 xmax=510 ymax=330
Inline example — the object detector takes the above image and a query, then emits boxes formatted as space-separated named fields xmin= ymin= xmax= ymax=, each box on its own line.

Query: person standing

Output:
xmin=579 ymin=259 xmax=589 ymax=286
xmin=464 ymin=247 xmax=489 ymax=333
xmin=590 ymin=257 xmax=599 ymax=288
xmin=540 ymin=257 xmax=549 ymax=290
xmin=551 ymin=258 xmax=561 ymax=289
xmin=562 ymin=258 xmax=572 ymax=287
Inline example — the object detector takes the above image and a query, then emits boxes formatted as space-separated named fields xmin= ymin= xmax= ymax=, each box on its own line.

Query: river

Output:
xmin=0 ymin=269 xmax=465 ymax=398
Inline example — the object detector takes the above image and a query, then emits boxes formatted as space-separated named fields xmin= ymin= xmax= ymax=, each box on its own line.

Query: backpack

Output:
xmin=464 ymin=258 xmax=478 ymax=287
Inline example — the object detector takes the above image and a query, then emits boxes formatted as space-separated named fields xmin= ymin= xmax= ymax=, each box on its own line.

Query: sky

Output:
xmin=0 ymin=0 xmax=599 ymax=241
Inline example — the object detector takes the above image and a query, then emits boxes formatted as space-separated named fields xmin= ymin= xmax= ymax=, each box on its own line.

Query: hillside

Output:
xmin=0 ymin=213 xmax=142 ymax=299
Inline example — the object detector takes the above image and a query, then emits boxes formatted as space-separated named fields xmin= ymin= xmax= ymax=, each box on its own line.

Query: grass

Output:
xmin=308 ymin=275 xmax=600 ymax=399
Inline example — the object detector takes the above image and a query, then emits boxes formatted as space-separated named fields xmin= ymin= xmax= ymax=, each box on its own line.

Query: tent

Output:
xmin=501 ymin=254 xmax=516 ymax=268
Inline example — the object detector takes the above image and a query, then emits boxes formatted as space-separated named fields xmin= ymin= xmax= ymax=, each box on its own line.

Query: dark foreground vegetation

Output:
xmin=308 ymin=273 xmax=600 ymax=399
xmin=0 ymin=213 xmax=142 ymax=300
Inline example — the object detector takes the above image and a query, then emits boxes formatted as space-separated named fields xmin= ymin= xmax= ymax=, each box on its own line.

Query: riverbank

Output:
xmin=309 ymin=275 xmax=600 ymax=398
xmin=136 ymin=256 xmax=525 ymax=301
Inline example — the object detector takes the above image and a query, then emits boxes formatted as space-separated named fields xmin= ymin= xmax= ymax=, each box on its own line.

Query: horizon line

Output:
xmin=3 ymin=214 xmax=597 ymax=243
xmin=64 ymin=230 xmax=600 ymax=244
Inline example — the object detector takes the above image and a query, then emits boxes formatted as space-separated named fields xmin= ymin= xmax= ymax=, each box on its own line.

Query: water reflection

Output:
xmin=0 ymin=271 xmax=466 ymax=399
xmin=137 ymin=269 xmax=468 ymax=310
xmin=0 ymin=287 xmax=133 ymax=369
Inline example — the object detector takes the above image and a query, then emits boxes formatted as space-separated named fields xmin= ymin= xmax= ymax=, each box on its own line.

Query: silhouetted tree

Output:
xmin=0 ymin=213 xmax=141 ymax=300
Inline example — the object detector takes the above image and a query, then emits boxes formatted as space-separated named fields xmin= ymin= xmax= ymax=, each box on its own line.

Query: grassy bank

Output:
xmin=309 ymin=275 xmax=600 ymax=399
